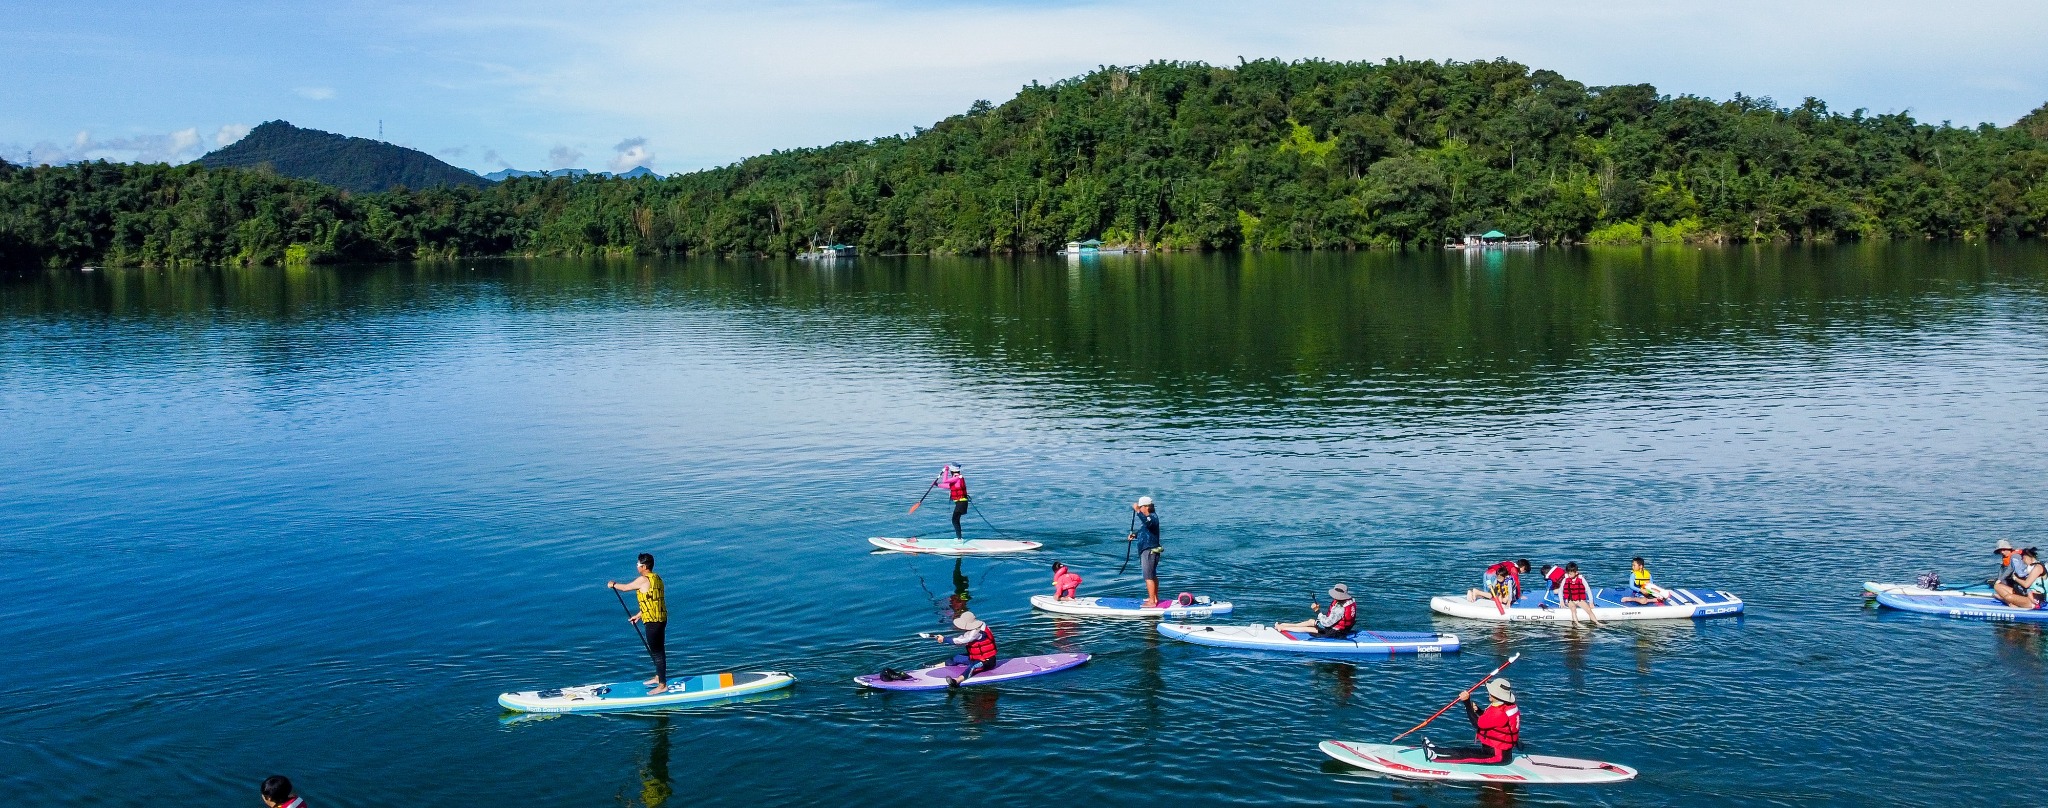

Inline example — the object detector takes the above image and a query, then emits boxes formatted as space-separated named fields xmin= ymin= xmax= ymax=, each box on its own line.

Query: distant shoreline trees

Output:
xmin=4 ymin=59 xmax=2046 ymax=269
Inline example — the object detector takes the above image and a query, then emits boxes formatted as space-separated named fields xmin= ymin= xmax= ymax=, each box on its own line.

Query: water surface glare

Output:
xmin=3 ymin=245 xmax=2046 ymax=807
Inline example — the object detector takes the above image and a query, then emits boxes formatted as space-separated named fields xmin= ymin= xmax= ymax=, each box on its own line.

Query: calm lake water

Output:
xmin=3 ymin=245 xmax=2046 ymax=807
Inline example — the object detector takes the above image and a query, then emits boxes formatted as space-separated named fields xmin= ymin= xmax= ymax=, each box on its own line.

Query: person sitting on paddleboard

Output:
xmin=936 ymin=464 xmax=970 ymax=541
xmin=1620 ymin=556 xmax=1670 ymax=605
xmin=1465 ymin=559 xmax=1530 ymax=605
xmin=1989 ymin=539 xmax=2022 ymax=586
xmin=926 ymin=611 xmax=998 ymax=686
xmin=607 ymin=553 xmax=670 ymax=695
xmin=1052 ymin=561 xmax=1082 ymax=601
xmin=1558 ymin=562 xmax=1602 ymax=626
xmin=1276 ymin=584 xmax=1357 ymax=637
xmin=260 ymin=775 xmax=304 ymax=808
xmin=1992 ymin=547 xmax=2046 ymax=609
xmin=1128 ymin=496 xmax=1164 ymax=604
xmin=1423 ymin=678 xmax=1520 ymax=766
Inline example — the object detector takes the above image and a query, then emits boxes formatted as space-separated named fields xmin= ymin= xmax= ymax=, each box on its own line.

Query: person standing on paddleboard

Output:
xmin=936 ymin=464 xmax=970 ymax=541
xmin=1422 ymin=678 xmax=1520 ymax=766
xmin=925 ymin=611 xmax=998 ymax=687
xmin=1128 ymin=496 xmax=1163 ymax=604
xmin=607 ymin=553 xmax=670 ymax=695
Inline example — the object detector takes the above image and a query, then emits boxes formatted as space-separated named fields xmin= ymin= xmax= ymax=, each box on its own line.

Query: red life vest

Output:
xmin=1561 ymin=574 xmax=1589 ymax=601
xmin=966 ymin=625 xmax=998 ymax=661
xmin=1475 ymin=704 xmax=1520 ymax=752
xmin=940 ymin=472 xmax=969 ymax=502
xmin=1326 ymin=599 xmax=1356 ymax=633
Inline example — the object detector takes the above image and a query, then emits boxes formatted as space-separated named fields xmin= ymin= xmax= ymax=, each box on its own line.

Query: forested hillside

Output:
xmin=197 ymin=120 xmax=492 ymax=193
xmin=4 ymin=59 xmax=2047 ymax=269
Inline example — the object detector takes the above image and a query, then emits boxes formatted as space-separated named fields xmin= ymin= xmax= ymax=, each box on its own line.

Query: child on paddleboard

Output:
xmin=924 ymin=611 xmax=998 ymax=687
xmin=1620 ymin=556 xmax=1670 ymax=605
xmin=1052 ymin=561 xmax=1082 ymax=601
xmin=1465 ymin=559 xmax=1530 ymax=604
xmin=1558 ymin=562 xmax=1602 ymax=626
xmin=1422 ymin=678 xmax=1521 ymax=766
xmin=1992 ymin=547 xmax=2046 ymax=609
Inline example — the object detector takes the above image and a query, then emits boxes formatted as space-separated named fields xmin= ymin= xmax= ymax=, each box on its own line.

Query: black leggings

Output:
xmin=1432 ymin=744 xmax=1511 ymax=765
xmin=645 ymin=621 xmax=668 ymax=683
xmin=951 ymin=500 xmax=969 ymax=539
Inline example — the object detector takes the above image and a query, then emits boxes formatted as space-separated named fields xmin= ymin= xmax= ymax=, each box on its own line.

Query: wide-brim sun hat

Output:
xmin=1997 ymin=539 xmax=2015 ymax=552
xmin=1487 ymin=678 xmax=1516 ymax=703
xmin=1329 ymin=583 xmax=1352 ymax=601
xmin=952 ymin=612 xmax=984 ymax=631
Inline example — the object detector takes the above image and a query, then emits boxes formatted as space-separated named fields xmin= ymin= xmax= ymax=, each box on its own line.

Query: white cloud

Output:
xmin=294 ymin=86 xmax=336 ymax=100
xmin=546 ymin=144 xmax=582 ymax=169
xmin=608 ymin=136 xmax=653 ymax=173
xmin=3 ymin=123 xmax=247 ymax=165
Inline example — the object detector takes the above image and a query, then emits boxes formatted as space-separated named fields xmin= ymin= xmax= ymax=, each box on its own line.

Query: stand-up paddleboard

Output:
xmin=1863 ymin=580 xmax=1997 ymax=599
xmin=1429 ymin=587 xmax=1743 ymax=622
xmin=1157 ymin=623 xmax=1459 ymax=655
xmin=1030 ymin=594 xmax=1234 ymax=618
xmin=1319 ymin=740 xmax=1637 ymax=784
xmin=498 ymin=671 xmax=795 ymax=713
xmin=1872 ymin=590 xmax=2048 ymax=622
xmin=854 ymin=653 xmax=1088 ymax=690
xmin=868 ymin=536 xmax=1042 ymax=555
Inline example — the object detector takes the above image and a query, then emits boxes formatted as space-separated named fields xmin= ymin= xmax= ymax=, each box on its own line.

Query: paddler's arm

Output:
xmin=1461 ymin=694 xmax=1482 ymax=727
xmin=607 ymin=575 xmax=649 ymax=593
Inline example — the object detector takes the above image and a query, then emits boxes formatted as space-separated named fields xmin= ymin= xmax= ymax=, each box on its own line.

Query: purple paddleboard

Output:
xmin=854 ymin=652 xmax=1089 ymax=690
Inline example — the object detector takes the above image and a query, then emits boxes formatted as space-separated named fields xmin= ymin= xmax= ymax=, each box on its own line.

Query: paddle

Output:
xmin=1390 ymin=653 xmax=1521 ymax=742
xmin=907 ymin=474 xmax=941 ymax=514
xmin=1117 ymin=511 xmax=1137 ymax=575
xmin=613 ymin=588 xmax=653 ymax=662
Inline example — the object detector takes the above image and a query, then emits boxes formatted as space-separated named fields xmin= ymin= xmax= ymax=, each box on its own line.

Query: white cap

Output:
xmin=1136 ymin=496 xmax=1153 ymax=507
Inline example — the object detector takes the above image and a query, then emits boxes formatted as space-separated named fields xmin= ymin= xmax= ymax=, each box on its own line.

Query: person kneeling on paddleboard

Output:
xmin=1423 ymin=678 xmax=1520 ymax=766
xmin=926 ymin=611 xmax=998 ymax=687
xmin=1465 ymin=559 xmax=1530 ymax=605
xmin=1052 ymin=561 xmax=1083 ymax=601
xmin=936 ymin=464 xmax=970 ymax=541
xmin=1620 ymin=556 xmax=1670 ymax=605
xmin=607 ymin=553 xmax=670 ymax=695
xmin=1276 ymin=584 xmax=1357 ymax=638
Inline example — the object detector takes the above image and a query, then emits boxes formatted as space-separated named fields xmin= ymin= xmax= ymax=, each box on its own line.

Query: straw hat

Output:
xmin=952 ymin=612 xmax=985 ymax=631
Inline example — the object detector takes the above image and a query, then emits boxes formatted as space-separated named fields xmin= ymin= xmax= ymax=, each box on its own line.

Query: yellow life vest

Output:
xmin=638 ymin=572 xmax=667 ymax=623
xmin=1632 ymin=567 xmax=1654 ymax=592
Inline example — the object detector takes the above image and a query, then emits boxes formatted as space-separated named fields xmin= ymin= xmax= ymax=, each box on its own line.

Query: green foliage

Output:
xmin=5 ymin=60 xmax=2048 ymax=269
xmin=198 ymin=121 xmax=492 ymax=194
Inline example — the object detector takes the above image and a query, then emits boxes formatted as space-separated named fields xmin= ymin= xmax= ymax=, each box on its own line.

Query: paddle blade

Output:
xmin=908 ymin=502 xmax=922 ymax=514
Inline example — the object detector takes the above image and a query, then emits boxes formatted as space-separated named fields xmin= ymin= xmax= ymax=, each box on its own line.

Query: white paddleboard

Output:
xmin=1320 ymin=740 xmax=1637 ymax=784
xmin=498 ymin=671 xmax=794 ymax=713
xmin=1428 ymin=587 xmax=1743 ymax=622
xmin=868 ymin=536 xmax=1042 ymax=555
xmin=1863 ymin=580 xmax=1997 ymax=599
xmin=1030 ymin=594 xmax=1234 ymax=618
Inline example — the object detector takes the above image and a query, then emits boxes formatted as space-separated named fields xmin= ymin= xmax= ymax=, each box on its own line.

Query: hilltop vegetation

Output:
xmin=197 ymin=120 xmax=492 ymax=193
xmin=4 ymin=59 xmax=2047 ymax=268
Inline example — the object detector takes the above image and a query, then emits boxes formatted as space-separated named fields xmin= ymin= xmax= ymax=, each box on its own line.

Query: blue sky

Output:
xmin=4 ymin=0 xmax=2044 ymax=175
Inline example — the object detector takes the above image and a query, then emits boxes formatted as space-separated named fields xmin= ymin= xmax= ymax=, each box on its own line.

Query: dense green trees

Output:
xmin=5 ymin=59 xmax=2048 ymax=269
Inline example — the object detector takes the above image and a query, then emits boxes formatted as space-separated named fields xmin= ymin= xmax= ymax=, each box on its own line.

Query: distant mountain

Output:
xmin=485 ymin=165 xmax=658 ymax=181
xmin=197 ymin=121 xmax=493 ymax=193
